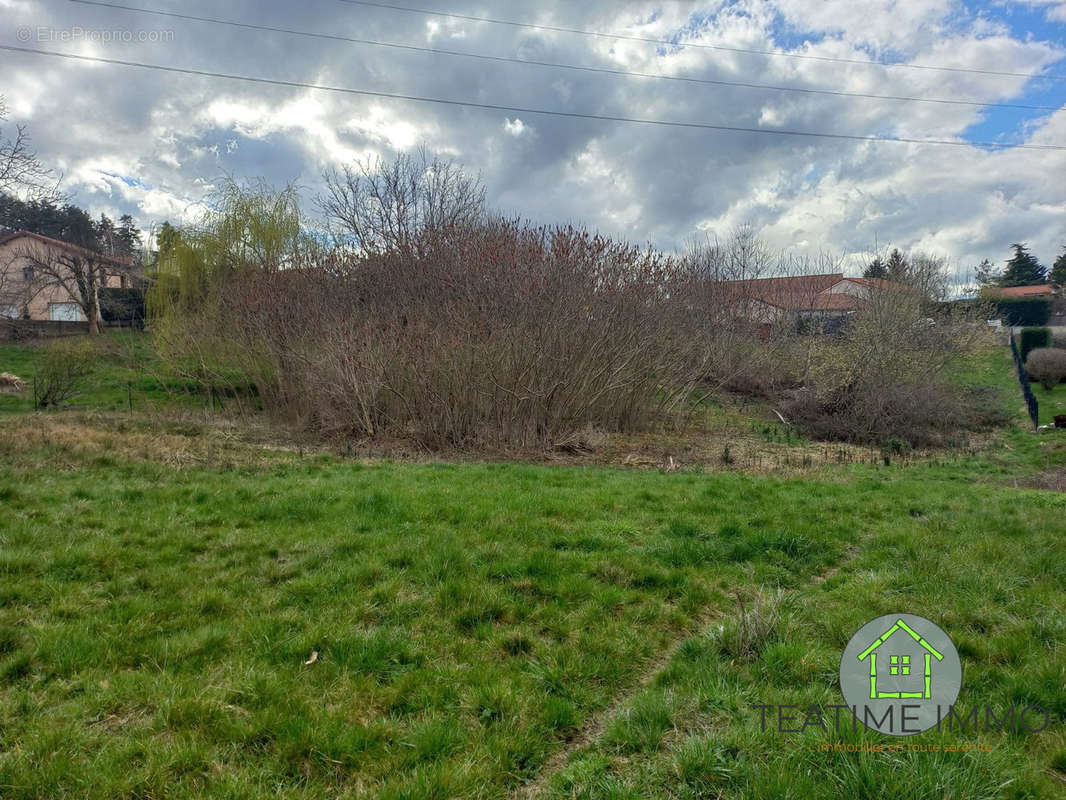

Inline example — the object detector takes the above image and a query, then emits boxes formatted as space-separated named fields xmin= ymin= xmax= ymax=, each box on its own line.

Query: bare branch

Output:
xmin=318 ymin=145 xmax=486 ymax=256
xmin=0 ymin=97 xmax=58 ymax=201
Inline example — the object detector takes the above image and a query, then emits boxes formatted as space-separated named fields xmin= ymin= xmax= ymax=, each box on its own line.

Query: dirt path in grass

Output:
xmin=508 ymin=607 xmax=724 ymax=800
xmin=510 ymin=546 xmax=864 ymax=800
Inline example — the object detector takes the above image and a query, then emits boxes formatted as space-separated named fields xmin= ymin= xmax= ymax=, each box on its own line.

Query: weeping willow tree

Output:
xmin=147 ymin=179 xmax=316 ymax=407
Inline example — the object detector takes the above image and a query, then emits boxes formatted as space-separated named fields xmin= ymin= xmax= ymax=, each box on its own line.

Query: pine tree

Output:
xmin=1050 ymin=247 xmax=1066 ymax=287
xmin=885 ymin=248 xmax=908 ymax=281
xmin=863 ymin=256 xmax=887 ymax=279
xmin=999 ymin=243 xmax=1047 ymax=287
xmin=96 ymin=213 xmax=117 ymax=256
xmin=116 ymin=213 xmax=142 ymax=259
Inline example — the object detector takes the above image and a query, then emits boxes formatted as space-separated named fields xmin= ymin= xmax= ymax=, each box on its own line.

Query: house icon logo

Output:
xmin=839 ymin=613 xmax=962 ymax=736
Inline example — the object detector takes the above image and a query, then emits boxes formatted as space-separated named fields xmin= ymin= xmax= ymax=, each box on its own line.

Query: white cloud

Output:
xmin=1011 ymin=1 xmax=1066 ymax=24
xmin=0 ymin=0 xmax=1064 ymax=267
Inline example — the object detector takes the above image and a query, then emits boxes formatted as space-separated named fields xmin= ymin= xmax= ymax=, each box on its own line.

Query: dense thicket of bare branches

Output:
xmin=152 ymin=173 xmax=996 ymax=450
xmin=190 ymin=220 xmax=719 ymax=448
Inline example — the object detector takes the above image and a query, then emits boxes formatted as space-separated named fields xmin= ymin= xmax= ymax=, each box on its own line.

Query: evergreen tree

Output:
xmin=885 ymin=248 xmax=908 ymax=281
xmin=0 ymin=191 xmax=143 ymax=257
xmin=999 ymin=243 xmax=1047 ymax=287
xmin=863 ymin=256 xmax=887 ymax=279
xmin=96 ymin=213 xmax=117 ymax=256
xmin=1051 ymin=247 xmax=1066 ymax=287
xmin=116 ymin=213 xmax=142 ymax=258
xmin=58 ymin=204 xmax=97 ymax=250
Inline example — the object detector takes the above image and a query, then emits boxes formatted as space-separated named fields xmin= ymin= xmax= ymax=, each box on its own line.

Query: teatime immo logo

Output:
xmin=839 ymin=613 xmax=961 ymax=736
xmin=753 ymin=613 xmax=1050 ymax=737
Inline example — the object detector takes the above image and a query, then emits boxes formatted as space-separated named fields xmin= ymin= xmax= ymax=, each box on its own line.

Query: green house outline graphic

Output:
xmin=857 ymin=619 xmax=944 ymax=700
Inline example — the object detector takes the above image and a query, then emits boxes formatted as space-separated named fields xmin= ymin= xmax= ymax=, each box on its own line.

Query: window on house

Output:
xmin=889 ymin=655 xmax=911 ymax=676
xmin=49 ymin=302 xmax=81 ymax=322
xmin=22 ymin=266 xmax=35 ymax=282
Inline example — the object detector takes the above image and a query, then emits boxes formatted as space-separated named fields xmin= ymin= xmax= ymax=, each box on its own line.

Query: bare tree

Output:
xmin=16 ymin=237 xmax=133 ymax=334
xmin=318 ymin=145 xmax=486 ymax=256
xmin=864 ymin=245 xmax=950 ymax=302
xmin=0 ymin=96 xmax=56 ymax=200
xmin=0 ymin=247 xmax=23 ymax=319
xmin=904 ymin=251 xmax=951 ymax=303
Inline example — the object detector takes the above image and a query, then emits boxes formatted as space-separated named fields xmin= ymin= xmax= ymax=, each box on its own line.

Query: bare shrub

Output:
xmin=152 ymin=183 xmax=1000 ymax=452
xmin=678 ymin=231 xmax=842 ymax=397
xmin=551 ymin=424 xmax=607 ymax=454
xmin=1025 ymin=348 xmax=1066 ymax=391
xmin=33 ymin=338 xmax=95 ymax=407
xmin=155 ymin=193 xmax=719 ymax=449
xmin=781 ymin=281 xmax=990 ymax=446
xmin=292 ymin=221 xmax=713 ymax=448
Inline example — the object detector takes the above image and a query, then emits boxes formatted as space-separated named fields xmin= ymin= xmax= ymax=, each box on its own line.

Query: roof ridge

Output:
xmin=0 ymin=229 xmax=133 ymax=266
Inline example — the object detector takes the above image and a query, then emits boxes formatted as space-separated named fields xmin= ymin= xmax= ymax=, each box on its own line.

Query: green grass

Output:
xmin=1032 ymin=383 xmax=1066 ymax=427
xmin=0 ymin=337 xmax=1064 ymax=797
xmin=0 ymin=453 xmax=872 ymax=798
xmin=547 ymin=480 xmax=1066 ymax=799
xmin=0 ymin=332 xmax=198 ymax=414
xmin=966 ymin=340 xmax=1066 ymax=427
xmin=1 ymin=444 xmax=1064 ymax=797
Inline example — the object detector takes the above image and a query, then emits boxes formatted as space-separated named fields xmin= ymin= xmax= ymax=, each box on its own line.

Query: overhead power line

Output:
xmin=338 ymin=0 xmax=1066 ymax=82
xmin=3 ymin=44 xmax=1064 ymax=151
xmin=66 ymin=0 xmax=1066 ymax=114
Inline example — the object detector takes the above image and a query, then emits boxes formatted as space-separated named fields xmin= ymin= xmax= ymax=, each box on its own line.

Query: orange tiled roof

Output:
xmin=987 ymin=284 xmax=1054 ymax=298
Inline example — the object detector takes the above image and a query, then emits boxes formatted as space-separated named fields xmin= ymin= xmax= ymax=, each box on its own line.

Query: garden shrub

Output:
xmin=1025 ymin=348 xmax=1066 ymax=391
xmin=1019 ymin=327 xmax=1052 ymax=362
xmin=995 ymin=297 xmax=1051 ymax=327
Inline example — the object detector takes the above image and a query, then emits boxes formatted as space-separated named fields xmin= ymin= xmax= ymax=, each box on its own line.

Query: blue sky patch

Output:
xmin=957 ymin=2 xmax=1066 ymax=146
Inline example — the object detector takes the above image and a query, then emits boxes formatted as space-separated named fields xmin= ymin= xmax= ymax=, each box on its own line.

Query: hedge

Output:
xmin=994 ymin=297 xmax=1052 ymax=326
xmin=99 ymin=287 xmax=145 ymax=327
xmin=1020 ymin=327 xmax=1052 ymax=362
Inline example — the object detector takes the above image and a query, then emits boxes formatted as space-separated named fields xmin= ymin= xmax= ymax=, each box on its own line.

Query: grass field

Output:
xmin=1 ymin=336 xmax=1065 ymax=798
xmin=0 ymin=333 xmax=202 ymax=415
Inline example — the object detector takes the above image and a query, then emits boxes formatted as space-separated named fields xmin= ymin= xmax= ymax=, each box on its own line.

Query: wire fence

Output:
xmin=1009 ymin=332 xmax=1039 ymax=429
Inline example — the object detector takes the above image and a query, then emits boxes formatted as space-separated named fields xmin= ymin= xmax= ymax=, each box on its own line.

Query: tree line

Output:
xmin=866 ymin=244 xmax=1065 ymax=290
xmin=0 ymin=193 xmax=143 ymax=259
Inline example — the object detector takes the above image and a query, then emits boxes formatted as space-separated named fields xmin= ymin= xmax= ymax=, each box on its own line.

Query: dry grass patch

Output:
xmin=0 ymin=411 xmax=316 ymax=469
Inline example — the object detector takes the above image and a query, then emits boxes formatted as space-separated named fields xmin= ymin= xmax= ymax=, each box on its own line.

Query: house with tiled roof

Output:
xmin=0 ymin=230 xmax=134 ymax=324
xmin=982 ymin=284 xmax=1056 ymax=299
xmin=723 ymin=272 xmax=907 ymax=333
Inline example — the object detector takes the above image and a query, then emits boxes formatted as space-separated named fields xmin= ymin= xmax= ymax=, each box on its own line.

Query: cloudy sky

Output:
xmin=2 ymin=0 xmax=1066 ymax=271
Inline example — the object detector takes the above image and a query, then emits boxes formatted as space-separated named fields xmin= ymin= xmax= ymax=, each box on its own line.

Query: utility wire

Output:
xmin=65 ymin=0 xmax=1066 ymax=113
xmin=338 ymin=0 xmax=1066 ymax=82
xmin=3 ymin=44 xmax=1064 ymax=151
